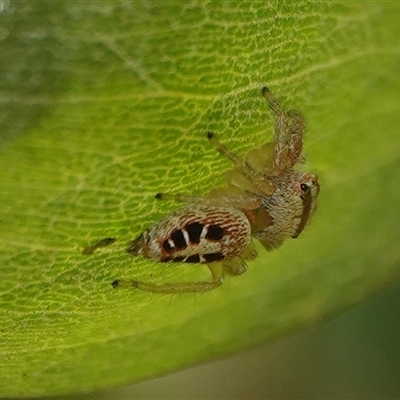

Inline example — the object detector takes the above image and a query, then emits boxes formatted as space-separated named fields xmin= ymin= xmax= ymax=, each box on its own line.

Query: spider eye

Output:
xmin=300 ymin=183 xmax=309 ymax=192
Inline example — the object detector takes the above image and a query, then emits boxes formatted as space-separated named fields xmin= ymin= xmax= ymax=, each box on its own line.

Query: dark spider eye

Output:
xmin=300 ymin=183 xmax=309 ymax=192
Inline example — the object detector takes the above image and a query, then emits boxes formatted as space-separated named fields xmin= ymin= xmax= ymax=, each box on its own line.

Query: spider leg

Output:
xmin=82 ymin=237 xmax=116 ymax=255
xmin=112 ymin=278 xmax=222 ymax=293
xmin=239 ymin=240 xmax=258 ymax=260
xmin=256 ymin=235 xmax=284 ymax=252
xmin=222 ymin=241 xmax=257 ymax=276
xmin=155 ymin=190 xmax=262 ymax=209
xmin=244 ymin=142 xmax=274 ymax=173
xmin=207 ymin=132 xmax=264 ymax=181
xmin=221 ymin=244 xmax=258 ymax=277
xmin=112 ymin=263 xmax=225 ymax=293
xmin=155 ymin=192 xmax=206 ymax=203
xmin=208 ymin=132 xmax=274 ymax=195
xmin=286 ymin=109 xmax=305 ymax=165
xmin=262 ymin=86 xmax=289 ymax=173
xmin=223 ymin=257 xmax=247 ymax=276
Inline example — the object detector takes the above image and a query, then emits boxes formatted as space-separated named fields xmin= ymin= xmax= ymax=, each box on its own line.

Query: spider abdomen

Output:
xmin=127 ymin=205 xmax=252 ymax=263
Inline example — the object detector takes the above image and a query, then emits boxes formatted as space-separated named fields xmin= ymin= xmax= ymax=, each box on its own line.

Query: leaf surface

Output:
xmin=1 ymin=2 xmax=400 ymax=397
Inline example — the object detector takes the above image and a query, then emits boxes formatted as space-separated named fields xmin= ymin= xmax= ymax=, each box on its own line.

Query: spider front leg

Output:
xmin=262 ymin=86 xmax=288 ymax=172
xmin=262 ymin=86 xmax=305 ymax=170
xmin=286 ymin=109 xmax=305 ymax=165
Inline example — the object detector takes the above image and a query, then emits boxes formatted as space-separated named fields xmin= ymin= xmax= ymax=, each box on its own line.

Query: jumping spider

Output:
xmin=89 ymin=87 xmax=320 ymax=293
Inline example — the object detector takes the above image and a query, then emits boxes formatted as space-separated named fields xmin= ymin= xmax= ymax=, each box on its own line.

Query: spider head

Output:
xmin=297 ymin=173 xmax=319 ymax=200
xmin=290 ymin=172 xmax=320 ymax=238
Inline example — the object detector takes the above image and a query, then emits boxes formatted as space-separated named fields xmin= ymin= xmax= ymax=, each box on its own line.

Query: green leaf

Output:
xmin=1 ymin=1 xmax=400 ymax=397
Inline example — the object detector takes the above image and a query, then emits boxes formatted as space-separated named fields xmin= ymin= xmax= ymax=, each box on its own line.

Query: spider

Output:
xmin=103 ymin=87 xmax=319 ymax=293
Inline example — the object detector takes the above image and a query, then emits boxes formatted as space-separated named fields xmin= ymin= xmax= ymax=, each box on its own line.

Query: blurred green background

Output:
xmin=1 ymin=1 xmax=400 ymax=399
xmin=42 ymin=284 xmax=400 ymax=399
